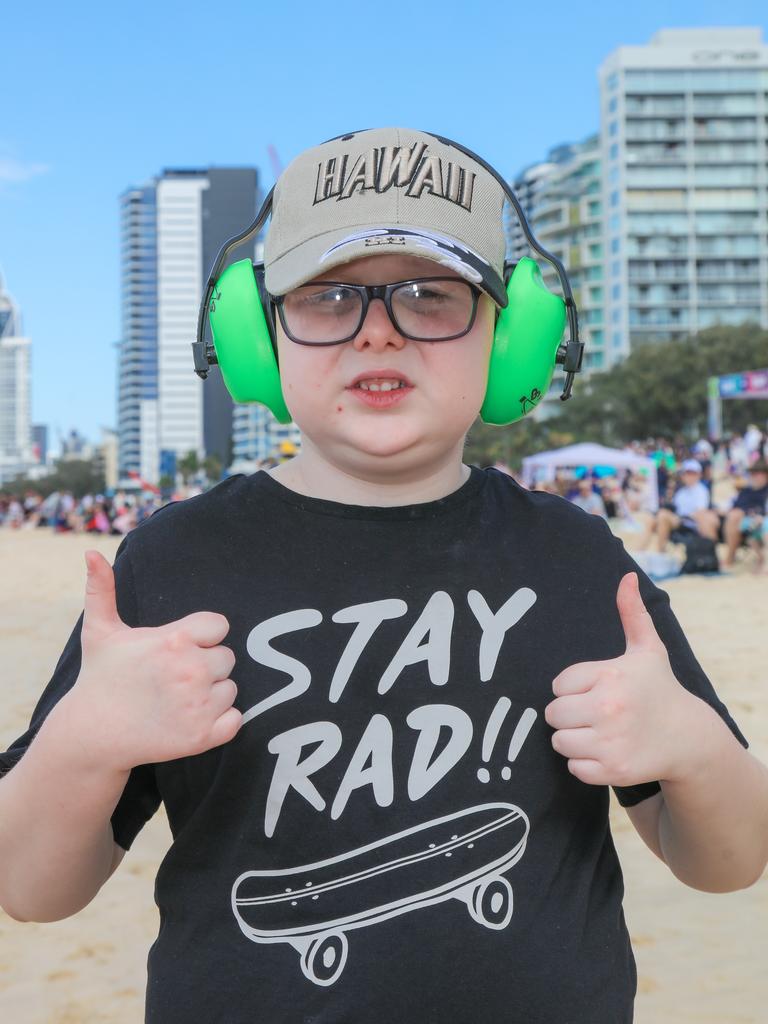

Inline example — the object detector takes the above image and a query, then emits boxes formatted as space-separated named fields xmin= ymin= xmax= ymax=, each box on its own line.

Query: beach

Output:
xmin=0 ymin=527 xmax=766 ymax=1023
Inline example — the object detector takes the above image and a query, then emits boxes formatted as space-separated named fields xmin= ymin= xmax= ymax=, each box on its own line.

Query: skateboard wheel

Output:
xmin=300 ymin=932 xmax=348 ymax=986
xmin=468 ymin=876 xmax=513 ymax=930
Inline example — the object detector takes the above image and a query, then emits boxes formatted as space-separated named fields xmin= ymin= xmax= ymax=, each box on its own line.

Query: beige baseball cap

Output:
xmin=263 ymin=127 xmax=509 ymax=307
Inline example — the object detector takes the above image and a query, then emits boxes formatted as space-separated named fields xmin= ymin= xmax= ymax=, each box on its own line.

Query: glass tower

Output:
xmin=0 ymin=273 xmax=34 ymax=484
xmin=117 ymin=168 xmax=260 ymax=484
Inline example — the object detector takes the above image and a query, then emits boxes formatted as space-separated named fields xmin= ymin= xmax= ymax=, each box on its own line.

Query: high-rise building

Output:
xmin=118 ymin=167 xmax=260 ymax=484
xmin=599 ymin=27 xmax=768 ymax=363
xmin=507 ymin=135 xmax=605 ymax=375
xmin=231 ymin=403 xmax=302 ymax=469
xmin=119 ymin=184 xmax=157 ymax=484
xmin=0 ymin=273 xmax=34 ymax=485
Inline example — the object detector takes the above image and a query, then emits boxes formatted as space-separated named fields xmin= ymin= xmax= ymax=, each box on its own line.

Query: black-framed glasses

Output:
xmin=272 ymin=277 xmax=482 ymax=346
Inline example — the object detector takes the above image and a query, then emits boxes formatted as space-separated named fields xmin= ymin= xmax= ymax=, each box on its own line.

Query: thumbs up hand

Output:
xmin=544 ymin=572 xmax=698 ymax=788
xmin=68 ymin=550 xmax=242 ymax=773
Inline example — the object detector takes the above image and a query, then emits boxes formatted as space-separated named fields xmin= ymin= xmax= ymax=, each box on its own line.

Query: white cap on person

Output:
xmin=263 ymin=127 xmax=509 ymax=307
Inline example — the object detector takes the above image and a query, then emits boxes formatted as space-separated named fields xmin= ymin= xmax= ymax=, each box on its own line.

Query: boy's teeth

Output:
xmin=358 ymin=380 xmax=404 ymax=392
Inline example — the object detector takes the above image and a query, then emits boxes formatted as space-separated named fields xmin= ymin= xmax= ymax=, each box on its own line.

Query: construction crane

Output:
xmin=267 ymin=144 xmax=283 ymax=182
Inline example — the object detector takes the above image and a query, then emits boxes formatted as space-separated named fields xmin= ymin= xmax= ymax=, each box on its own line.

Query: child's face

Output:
xmin=274 ymin=253 xmax=495 ymax=476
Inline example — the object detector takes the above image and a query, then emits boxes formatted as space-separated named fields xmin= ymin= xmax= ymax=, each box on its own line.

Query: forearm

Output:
xmin=0 ymin=689 xmax=130 ymax=922
xmin=658 ymin=699 xmax=768 ymax=892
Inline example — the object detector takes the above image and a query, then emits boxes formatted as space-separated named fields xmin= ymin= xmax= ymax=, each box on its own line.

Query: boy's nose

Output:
xmin=351 ymin=298 xmax=407 ymax=352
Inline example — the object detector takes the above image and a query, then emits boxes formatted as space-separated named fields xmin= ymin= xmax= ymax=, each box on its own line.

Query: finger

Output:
xmin=616 ymin=572 xmax=664 ymax=653
xmin=200 ymin=646 xmax=237 ymax=684
xmin=552 ymin=661 xmax=605 ymax=697
xmin=207 ymin=706 xmax=243 ymax=749
xmin=545 ymin=693 xmax=596 ymax=731
xmin=83 ymin=550 xmax=123 ymax=632
xmin=551 ymin=727 xmax=599 ymax=760
xmin=208 ymin=677 xmax=238 ymax=715
xmin=566 ymin=759 xmax=610 ymax=786
xmin=171 ymin=611 xmax=230 ymax=648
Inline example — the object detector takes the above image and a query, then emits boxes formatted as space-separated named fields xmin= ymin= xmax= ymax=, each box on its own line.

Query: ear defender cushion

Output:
xmin=208 ymin=259 xmax=292 ymax=424
xmin=480 ymin=257 xmax=567 ymax=426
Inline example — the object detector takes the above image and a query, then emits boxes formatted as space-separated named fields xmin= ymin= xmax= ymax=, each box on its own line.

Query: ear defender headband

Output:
xmin=192 ymin=133 xmax=583 ymax=427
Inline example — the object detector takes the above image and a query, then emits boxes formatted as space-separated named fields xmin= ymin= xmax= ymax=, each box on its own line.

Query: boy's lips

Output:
xmin=345 ymin=369 xmax=414 ymax=408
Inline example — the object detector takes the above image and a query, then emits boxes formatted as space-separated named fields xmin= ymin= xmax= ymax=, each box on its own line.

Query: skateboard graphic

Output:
xmin=231 ymin=802 xmax=529 ymax=986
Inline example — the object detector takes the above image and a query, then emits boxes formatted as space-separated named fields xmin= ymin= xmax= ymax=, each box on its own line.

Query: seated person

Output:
xmin=641 ymin=459 xmax=719 ymax=552
xmin=568 ymin=476 xmax=607 ymax=517
xmin=598 ymin=477 xmax=620 ymax=519
xmin=722 ymin=460 xmax=768 ymax=567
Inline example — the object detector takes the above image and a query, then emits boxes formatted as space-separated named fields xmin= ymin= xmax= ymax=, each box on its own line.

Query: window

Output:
xmin=625 ymin=94 xmax=685 ymax=116
xmin=624 ymin=69 xmax=758 ymax=91
xmin=694 ymin=166 xmax=758 ymax=186
xmin=696 ymin=189 xmax=761 ymax=208
xmin=609 ymin=120 xmax=618 ymax=137
xmin=609 ymin=143 xmax=619 ymax=160
xmin=626 ymin=189 xmax=686 ymax=210
xmin=611 ymin=238 xmax=620 ymax=253
xmin=695 ymin=210 xmax=759 ymax=233
xmin=692 ymin=93 xmax=757 ymax=116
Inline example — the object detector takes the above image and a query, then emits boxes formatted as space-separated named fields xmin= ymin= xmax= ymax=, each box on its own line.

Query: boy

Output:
xmin=1 ymin=128 xmax=767 ymax=1023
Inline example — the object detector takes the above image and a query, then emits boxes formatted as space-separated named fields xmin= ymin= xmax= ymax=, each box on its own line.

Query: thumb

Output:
xmin=616 ymin=572 xmax=663 ymax=653
xmin=83 ymin=550 xmax=123 ymax=633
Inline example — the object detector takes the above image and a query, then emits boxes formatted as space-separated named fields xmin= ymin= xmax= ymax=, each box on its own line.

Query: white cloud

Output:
xmin=0 ymin=156 xmax=50 ymax=184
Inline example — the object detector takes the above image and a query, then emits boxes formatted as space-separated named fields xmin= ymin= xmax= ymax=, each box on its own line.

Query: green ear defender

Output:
xmin=480 ymin=257 xmax=567 ymax=426
xmin=193 ymin=133 xmax=583 ymax=421
xmin=207 ymin=259 xmax=291 ymax=424
xmin=204 ymin=254 xmax=567 ymax=428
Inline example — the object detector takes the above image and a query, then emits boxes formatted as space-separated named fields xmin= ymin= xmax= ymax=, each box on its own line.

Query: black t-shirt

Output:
xmin=733 ymin=483 xmax=768 ymax=515
xmin=0 ymin=468 xmax=747 ymax=1024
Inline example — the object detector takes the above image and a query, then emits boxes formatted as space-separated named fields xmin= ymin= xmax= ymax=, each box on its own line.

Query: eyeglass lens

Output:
xmin=280 ymin=279 xmax=476 ymax=343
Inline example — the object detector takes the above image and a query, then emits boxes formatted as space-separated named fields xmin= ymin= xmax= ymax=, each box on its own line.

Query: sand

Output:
xmin=0 ymin=526 xmax=766 ymax=1023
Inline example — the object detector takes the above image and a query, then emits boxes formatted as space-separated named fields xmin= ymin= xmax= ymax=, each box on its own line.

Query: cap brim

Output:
xmin=264 ymin=225 xmax=508 ymax=308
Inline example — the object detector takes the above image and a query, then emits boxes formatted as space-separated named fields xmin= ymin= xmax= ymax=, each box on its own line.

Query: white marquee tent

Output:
xmin=521 ymin=442 xmax=659 ymax=511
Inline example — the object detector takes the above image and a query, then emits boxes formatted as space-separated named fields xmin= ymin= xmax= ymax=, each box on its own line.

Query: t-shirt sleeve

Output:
xmin=606 ymin=529 xmax=748 ymax=808
xmin=0 ymin=536 xmax=162 ymax=851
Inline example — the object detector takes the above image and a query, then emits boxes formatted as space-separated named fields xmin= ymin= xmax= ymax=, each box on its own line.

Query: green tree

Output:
xmin=203 ymin=454 xmax=223 ymax=483
xmin=178 ymin=450 xmax=200 ymax=484
xmin=5 ymin=459 xmax=106 ymax=499
xmin=464 ymin=416 xmax=574 ymax=472
xmin=553 ymin=324 xmax=768 ymax=445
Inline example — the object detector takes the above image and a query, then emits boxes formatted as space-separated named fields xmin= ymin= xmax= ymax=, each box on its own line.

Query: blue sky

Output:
xmin=2 ymin=0 xmax=767 ymax=448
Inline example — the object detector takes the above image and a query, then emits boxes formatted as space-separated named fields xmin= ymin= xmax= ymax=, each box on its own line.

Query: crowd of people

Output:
xmin=519 ymin=426 xmax=768 ymax=575
xmin=0 ymin=489 xmax=164 ymax=535
xmin=2 ymin=427 xmax=767 ymax=575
